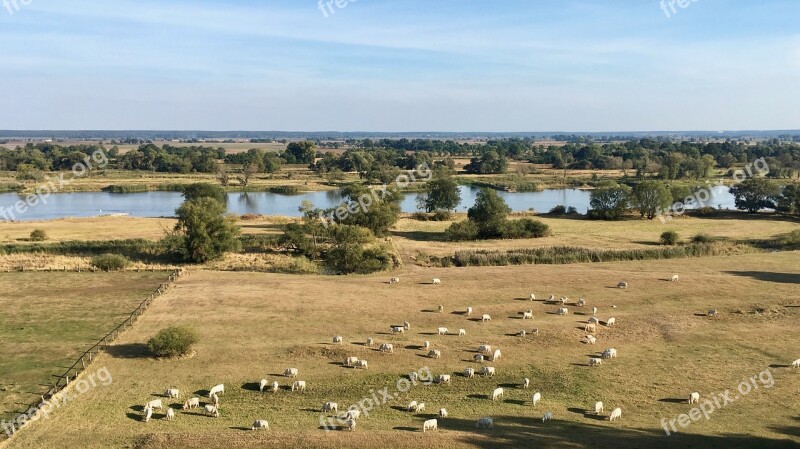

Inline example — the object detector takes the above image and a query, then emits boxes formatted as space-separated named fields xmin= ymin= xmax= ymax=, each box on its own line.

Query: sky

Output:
xmin=0 ymin=0 xmax=798 ymax=132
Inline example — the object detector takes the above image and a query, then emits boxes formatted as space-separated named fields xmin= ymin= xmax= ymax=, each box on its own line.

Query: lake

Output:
xmin=0 ymin=186 xmax=737 ymax=222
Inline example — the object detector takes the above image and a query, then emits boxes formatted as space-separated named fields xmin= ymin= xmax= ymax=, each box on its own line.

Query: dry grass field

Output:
xmin=3 ymin=253 xmax=799 ymax=448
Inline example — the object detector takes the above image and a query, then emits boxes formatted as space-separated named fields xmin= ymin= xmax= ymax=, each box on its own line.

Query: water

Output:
xmin=0 ymin=186 xmax=737 ymax=222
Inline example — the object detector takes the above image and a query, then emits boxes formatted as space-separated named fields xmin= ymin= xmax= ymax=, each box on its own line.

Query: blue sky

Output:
xmin=0 ymin=0 xmax=798 ymax=131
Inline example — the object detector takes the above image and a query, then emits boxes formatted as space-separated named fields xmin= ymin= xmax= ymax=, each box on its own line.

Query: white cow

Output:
xmin=165 ymin=408 xmax=175 ymax=421
xmin=380 ymin=343 xmax=394 ymax=353
xmin=439 ymin=408 xmax=448 ymax=419
xmin=403 ymin=321 xmax=411 ymax=330
xmin=480 ymin=367 xmax=496 ymax=377
xmin=522 ymin=312 xmax=533 ymax=320
xmin=618 ymin=282 xmax=628 ymax=289
xmin=407 ymin=401 xmax=418 ymax=412
xmin=437 ymin=327 xmax=449 ymax=335
xmin=270 ymin=381 xmax=279 ymax=393
xmin=346 ymin=418 xmax=356 ymax=431
xmin=144 ymin=399 xmax=163 ymax=411
xmin=391 ymin=326 xmax=405 ymax=335
xmin=423 ymin=341 xmax=430 ymax=349
xmin=588 ymin=316 xmax=600 ymax=324
xmin=542 ymin=411 xmax=553 ymax=422
xmin=585 ymin=323 xmax=596 ymax=333
xmin=689 ymin=392 xmax=700 ymax=404
xmin=594 ymin=401 xmax=604 ymax=414
xmin=474 ymin=354 xmax=485 ymax=363
xmin=586 ymin=335 xmax=597 ymax=345
xmin=478 ymin=344 xmax=492 ymax=355
xmin=143 ymin=407 xmax=152 ymax=423
xmin=466 ymin=307 xmax=473 ymax=315
xmin=464 ymin=368 xmax=475 ymax=378
xmin=708 ymin=309 xmax=718 ymax=317
xmin=291 ymin=380 xmax=306 ymax=392
xmin=610 ymin=407 xmax=622 ymax=421
xmin=606 ymin=317 xmax=616 ymax=326
xmin=428 ymin=349 xmax=442 ymax=359
xmin=182 ymin=397 xmax=200 ymax=410
xmin=458 ymin=328 xmax=466 ymax=336
xmin=492 ymin=349 xmax=501 ymax=361
xmin=366 ymin=338 xmax=374 ymax=347
xmin=322 ymin=402 xmax=338 ymax=413
xmin=671 ymin=275 xmax=679 ymax=282
xmin=432 ymin=278 xmax=442 ymax=285
xmin=530 ymin=293 xmax=536 ymax=301
xmin=557 ymin=307 xmax=569 ymax=316
xmin=592 ymin=307 xmax=598 ymax=315
xmin=792 ymin=359 xmax=800 ymax=369
xmin=345 ymin=356 xmax=359 ymax=367
xmin=589 ymin=358 xmax=603 ymax=367
xmin=252 ymin=419 xmax=269 ymax=430
xmin=436 ymin=374 xmax=451 ymax=384
xmin=482 ymin=314 xmax=491 ymax=322
xmin=333 ymin=335 xmax=343 ymax=344
xmin=602 ymin=348 xmax=617 ymax=359
xmin=532 ymin=391 xmax=541 ymax=407
xmin=438 ymin=305 xmax=444 ymax=313
xmin=492 ymin=387 xmax=504 ymax=401
xmin=390 ymin=277 xmax=400 ymax=284
xmin=523 ymin=378 xmax=530 ymax=389
xmin=422 ymin=419 xmax=438 ymax=432
xmin=476 ymin=417 xmax=493 ymax=429
xmin=355 ymin=360 xmax=369 ymax=370
xmin=204 ymin=405 xmax=219 ymax=418
xmin=259 ymin=379 xmax=269 ymax=392
xmin=577 ymin=298 xmax=586 ymax=307
xmin=164 ymin=388 xmax=179 ymax=399
xmin=284 ymin=368 xmax=299 ymax=378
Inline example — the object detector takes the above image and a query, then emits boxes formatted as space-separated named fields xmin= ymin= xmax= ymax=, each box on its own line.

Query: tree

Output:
xmin=777 ymin=184 xmax=800 ymax=214
xmin=237 ymin=163 xmax=259 ymax=187
xmin=418 ymin=175 xmax=461 ymax=213
xmin=589 ymin=183 xmax=631 ymax=220
xmin=216 ymin=164 xmax=230 ymax=187
xmin=467 ymin=189 xmax=512 ymax=238
xmin=464 ymin=151 xmax=508 ymax=174
xmin=631 ymin=181 xmax=673 ymax=219
xmin=147 ymin=326 xmax=198 ymax=358
xmin=173 ymin=197 xmax=241 ymax=263
xmin=729 ymin=178 xmax=780 ymax=213
xmin=660 ymin=230 xmax=679 ymax=246
xmin=183 ymin=182 xmax=226 ymax=204
xmin=335 ymin=184 xmax=402 ymax=237
xmin=284 ymin=141 xmax=317 ymax=164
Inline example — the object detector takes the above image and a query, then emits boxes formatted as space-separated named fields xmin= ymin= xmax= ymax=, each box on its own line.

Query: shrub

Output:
xmin=502 ymin=219 xmax=551 ymax=239
xmin=566 ymin=206 xmax=579 ymax=215
xmin=549 ymin=205 xmax=567 ymax=215
xmin=691 ymin=233 xmax=715 ymax=244
xmin=444 ymin=220 xmax=479 ymax=241
xmin=90 ymin=254 xmax=130 ymax=271
xmin=432 ymin=210 xmax=452 ymax=221
xmin=660 ymin=230 xmax=679 ymax=246
xmin=103 ymin=184 xmax=148 ymax=193
xmin=29 ymin=229 xmax=47 ymax=242
xmin=147 ymin=326 xmax=199 ymax=358
xmin=778 ymin=229 xmax=800 ymax=249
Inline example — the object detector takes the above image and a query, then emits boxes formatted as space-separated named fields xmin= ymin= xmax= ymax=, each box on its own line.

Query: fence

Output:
xmin=1 ymin=268 xmax=185 ymax=438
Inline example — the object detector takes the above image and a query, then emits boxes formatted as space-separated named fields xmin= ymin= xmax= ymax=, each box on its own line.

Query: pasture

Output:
xmin=4 ymin=253 xmax=799 ymax=448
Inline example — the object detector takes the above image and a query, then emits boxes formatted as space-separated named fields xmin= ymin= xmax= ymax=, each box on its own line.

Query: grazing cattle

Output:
xmin=355 ymin=360 xmax=369 ymax=370
xmin=182 ymin=397 xmax=200 ymax=410
xmin=380 ymin=343 xmax=394 ymax=353
xmin=492 ymin=387 xmax=504 ymax=401
xmin=437 ymin=327 xmax=449 ymax=335
xmin=423 ymin=341 xmax=430 ymax=349
xmin=391 ymin=326 xmax=405 ymax=335
xmin=592 ymin=307 xmax=598 ymax=315
xmin=530 ymin=293 xmax=536 ymax=301
xmin=346 ymin=418 xmax=356 ymax=431
xmin=577 ymin=298 xmax=586 ymax=307
xmin=585 ymin=323 xmax=596 ymax=333
xmin=432 ymin=278 xmax=442 ymax=285
xmin=366 ymin=338 xmax=374 ymax=347
xmin=259 ymin=379 xmax=269 ymax=392
xmin=548 ymin=294 xmax=555 ymax=301
xmin=480 ymin=366 xmax=496 ymax=377
xmin=333 ymin=335 xmax=343 ymax=344
xmin=211 ymin=393 xmax=220 ymax=406
xmin=291 ymin=380 xmax=307 ymax=392
xmin=689 ymin=392 xmax=700 ymax=404
xmin=466 ymin=307 xmax=473 ymax=315
xmin=492 ymin=349 xmax=501 ymax=361
xmin=403 ymin=321 xmax=411 ymax=330
xmin=284 ymin=368 xmax=299 ymax=378
xmin=270 ymin=381 xmax=279 ymax=393
xmin=478 ymin=344 xmax=492 ymax=355
xmin=345 ymin=356 xmax=359 ymax=367
xmin=458 ymin=328 xmax=466 ymax=336
xmin=416 ymin=403 xmax=426 ymax=413
xmin=671 ymin=275 xmax=679 ymax=282
xmin=407 ymin=401 xmax=418 ymax=412
xmin=523 ymin=378 xmax=530 ymax=389
xmin=390 ymin=277 xmax=400 ymax=284
xmin=165 ymin=408 xmax=175 ymax=421
xmin=439 ymin=408 xmax=448 ymax=419
xmin=530 ymin=329 xmax=540 ymax=336
xmin=438 ymin=305 xmax=444 ymax=313
xmin=144 ymin=407 xmax=152 ymax=423
xmin=586 ymin=335 xmax=597 ymax=345
xmin=428 ymin=349 xmax=442 ymax=359
xmin=610 ymin=407 xmax=622 ymax=421
xmin=323 ymin=402 xmax=338 ymax=413
xmin=542 ymin=412 xmax=553 ymax=422
xmin=203 ymin=405 xmax=219 ymax=418
xmin=618 ymin=282 xmax=628 ymax=289
xmin=792 ymin=359 xmax=800 ymax=369
xmin=423 ymin=419 xmax=438 ymax=432
xmin=346 ymin=408 xmax=361 ymax=420
xmin=436 ymin=374 xmax=451 ymax=384
xmin=606 ymin=317 xmax=616 ymax=326
xmin=602 ymin=348 xmax=617 ymax=359
xmin=209 ymin=384 xmax=225 ymax=397
xmin=409 ymin=372 xmax=419 ymax=382
xmin=464 ymin=368 xmax=475 ymax=378
xmin=474 ymin=354 xmax=485 ymax=363
xmin=560 ymin=297 xmax=568 ymax=305
xmin=476 ymin=417 xmax=494 ymax=429
xmin=589 ymin=358 xmax=603 ymax=367
xmin=532 ymin=392 xmax=541 ymax=407
xmin=594 ymin=401 xmax=604 ymax=414
xmin=708 ymin=309 xmax=718 ymax=317
xmin=145 ymin=399 xmax=164 ymax=411
xmin=164 ymin=388 xmax=179 ymax=399
xmin=482 ymin=314 xmax=492 ymax=322
xmin=588 ymin=316 xmax=600 ymax=324
xmin=557 ymin=307 xmax=569 ymax=316
xmin=519 ymin=330 xmax=527 ymax=337
xmin=522 ymin=312 xmax=533 ymax=320
xmin=252 ymin=419 xmax=269 ymax=430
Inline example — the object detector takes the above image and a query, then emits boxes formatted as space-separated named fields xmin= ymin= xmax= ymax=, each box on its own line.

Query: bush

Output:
xmin=502 ymin=219 xmax=551 ymax=239
xmin=29 ymin=229 xmax=47 ymax=242
xmin=432 ymin=210 xmax=452 ymax=221
xmin=660 ymin=230 xmax=679 ymax=246
xmin=566 ymin=206 xmax=579 ymax=215
xmin=90 ymin=253 xmax=130 ymax=271
xmin=549 ymin=205 xmax=567 ymax=215
xmin=444 ymin=220 xmax=479 ymax=241
xmin=147 ymin=326 xmax=199 ymax=358
xmin=778 ymin=229 xmax=800 ymax=249
xmin=691 ymin=233 xmax=715 ymax=244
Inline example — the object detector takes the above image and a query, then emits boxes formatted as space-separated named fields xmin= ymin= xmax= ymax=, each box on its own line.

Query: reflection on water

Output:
xmin=0 ymin=186 xmax=737 ymax=222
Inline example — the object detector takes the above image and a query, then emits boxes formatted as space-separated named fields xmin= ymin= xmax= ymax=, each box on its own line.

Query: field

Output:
xmin=3 ymin=253 xmax=799 ymax=448
xmin=0 ymin=272 xmax=170 ymax=424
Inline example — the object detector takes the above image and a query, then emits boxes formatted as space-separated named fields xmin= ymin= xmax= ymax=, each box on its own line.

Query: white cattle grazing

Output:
xmin=144 ymin=399 xmax=163 ymax=411
xmin=542 ymin=411 xmax=553 ymax=422
xmin=458 ymin=328 xmax=466 ymax=336
xmin=708 ymin=309 xmax=718 ymax=317
xmin=165 ymin=408 xmax=175 ymax=421
xmin=204 ymin=405 xmax=220 ymax=418
xmin=585 ymin=323 xmax=596 ymax=333
xmin=464 ymin=368 xmax=475 ymax=378
xmin=492 ymin=349 xmax=502 ymax=361
xmin=423 ymin=341 xmax=431 ymax=349
xmin=594 ymin=401 xmax=604 ymax=414
xmin=589 ymin=358 xmax=603 ymax=367
xmin=390 ymin=277 xmax=400 ymax=284
xmin=602 ymin=348 xmax=618 ymax=359
xmin=436 ymin=374 xmax=451 ymax=384
xmin=407 ymin=401 xmax=418 ymax=412
xmin=478 ymin=344 xmax=492 ymax=355
xmin=606 ymin=317 xmax=616 ymax=326
xmin=523 ymin=378 xmax=530 ymax=389
xmin=610 ymin=407 xmax=622 ymax=421
xmin=618 ymin=282 xmax=628 ymax=289
xmin=439 ymin=408 xmax=448 ymax=419
xmin=270 ymin=381 xmax=279 ymax=393
xmin=355 ymin=360 xmax=369 ymax=370
xmin=438 ymin=305 xmax=444 ymax=313
xmin=423 ymin=418 xmax=438 ymax=432
xmin=292 ymin=380 xmax=307 ymax=392
xmin=480 ymin=366 xmax=496 ymax=377
xmin=259 ymin=379 xmax=269 ymax=392
xmin=519 ymin=330 xmax=527 ymax=337
xmin=437 ymin=327 xmax=449 ymax=335
xmin=548 ymin=294 xmax=555 ymax=301
xmin=476 ymin=417 xmax=494 ymax=429
xmin=182 ymin=397 xmax=200 ymax=410
xmin=428 ymin=349 xmax=442 ymax=359
xmin=466 ymin=307 xmax=473 ymax=315
xmin=409 ymin=372 xmax=419 ymax=382
xmin=530 ymin=329 xmax=539 ymax=336
xmin=592 ymin=307 xmax=598 ymax=315
xmin=209 ymin=384 xmax=225 ymax=397
xmin=403 ymin=321 xmax=411 ymax=330
xmin=391 ymin=326 xmax=405 ymax=335
xmin=586 ymin=335 xmax=597 ymax=345
xmin=144 ymin=407 xmax=152 ymax=423
xmin=588 ymin=316 xmax=600 ymax=324
xmin=432 ymin=278 xmax=442 ymax=285
xmin=164 ymin=388 xmax=179 ymax=399
xmin=482 ymin=314 xmax=492 ymax=322
xmin=346 ymin=418 xmax=356 ymax=431
xmin=333 ymin=335 xmax=343 ymax=344
xmin=323 ymin=402 xmax=338 ymax=413
xmin=380 ymin=343 xmax=394 ymax=353
xmin=792 ymin=359 xmax=800 ymax=369
xmin=252 ymin=419 xmax=269 ymax=430
xmin=492 ymin=387 xmax=504 ymax=401
xmin=557 ymin=307 xmax=569 ymax=316
xmin=560 ymin=297 xmax=568 ymax=305
xmin=416 ymin=403 xmax=426 ymax=413
xmin=532 ymin=392 xmax=541 ymax=407
xmin=474 ymin=354 xmax=485 ymax=363
xmin=522 ymin=312 xmax=533 ymax=320
xmin=284 ymin=368 xmax=299 ymax=378
xmin=366 ymin=338 xmax=374 ymax=347
xmin=671 ymin=275 xmax=679 ymax=282
xmin=577 ymin=298 xmax=586 ymax=307
xmin=689 ymin=392 xmax=700 ymax=404
xmin=530 ymin=293 xmax=536 ymax=301
xmin=345 ymin=356 xmax=359 ymax=367
xmin=211 ymin=393 xmax=220 ymax=406
xmin=346 ymin=409 xmax=361 ymax=420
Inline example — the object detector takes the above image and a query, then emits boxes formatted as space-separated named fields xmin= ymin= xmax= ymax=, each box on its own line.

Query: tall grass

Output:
xmin=103 ymin=184 xmax=149 ymax=193
xmin=267 ymin=185 xmax=301 ymax=194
